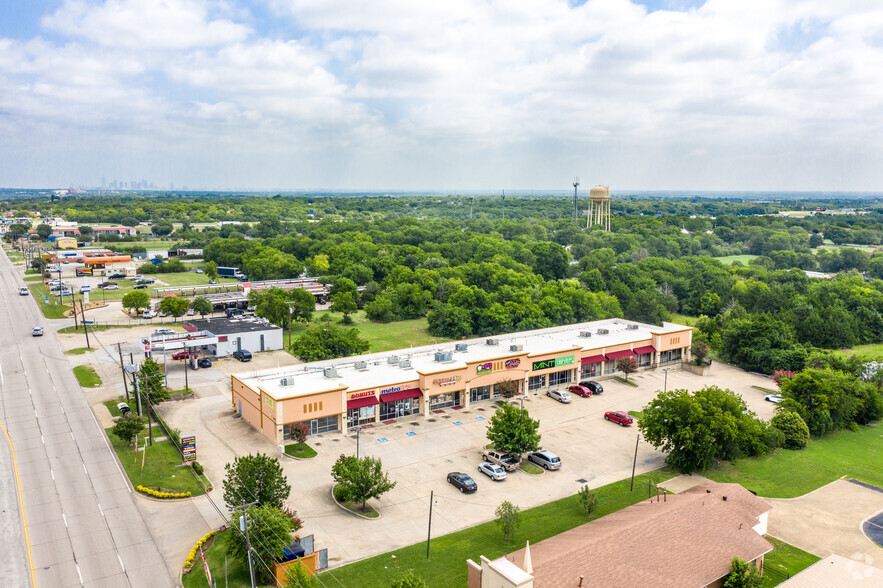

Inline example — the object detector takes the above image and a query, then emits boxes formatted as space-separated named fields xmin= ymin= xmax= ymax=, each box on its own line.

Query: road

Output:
xmin=0 ymin=249 xmax=175 ymax=587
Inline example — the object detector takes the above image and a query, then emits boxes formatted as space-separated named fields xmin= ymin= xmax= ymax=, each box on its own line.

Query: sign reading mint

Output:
xmin=532 ymin=355 xmax=575 ymax=371
xmin=181 ymin=435 xmax=197 ymax=462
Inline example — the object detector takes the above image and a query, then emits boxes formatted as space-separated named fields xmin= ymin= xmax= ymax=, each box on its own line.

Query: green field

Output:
xmin=832 ymin=342 xmax=883 ymax=359
xmin=29 ymin=283 xmax=73 ymax=319
xmin=283 ymin=310 xmax=452 ymax=353
xmin=705 ymin=422 xmax=883 ymax=498
xmin=715 ymin=254 xmax=759 ymax=265
xmin=155 ymin=273 xmax=239 ymax=287
xmin=73 ymin=365 xmax=102 ymax=387
xmin=669 ymin=313 xmax=698 ymax=326
xmin=761 ymin=537 xmax=820 ymax=587
xmin=814 ymin=243 xmax=877 ymax=254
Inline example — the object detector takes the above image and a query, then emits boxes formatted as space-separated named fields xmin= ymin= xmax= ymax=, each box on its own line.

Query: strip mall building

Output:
xmin=231 ymin=318 xmax=693 ymax=444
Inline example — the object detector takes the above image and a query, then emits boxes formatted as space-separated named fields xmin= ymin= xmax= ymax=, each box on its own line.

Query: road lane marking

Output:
xmin=41 ymin=435 xmax=45 ymax=444
xmin=76 ymin=563 xmax=83 ymax=584
xmin=50 ymin=469 xmax=55 ymax=481
xmin=98 ymin=503 xmax=104 ymax=517
xmin=117 ymin=554 xmax=125 ymax=572
xmin=0 ymin=423 xmax=38 ymax=588
xmin=62 ymin=513 xmax=68 ymax=527
xmin=82 ymin=464 xmax=87 ymax=475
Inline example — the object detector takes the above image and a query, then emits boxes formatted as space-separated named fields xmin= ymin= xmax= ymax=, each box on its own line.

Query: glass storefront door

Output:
xmin=379 ymin=397 xmax=420 ymax=420
xmin=429 ymin=391 xmax=461 ymax=410
xmin=347 ymin=405 xmax=376 ymax=428
xmin=470 ymin=385 xmax=491 ymax=403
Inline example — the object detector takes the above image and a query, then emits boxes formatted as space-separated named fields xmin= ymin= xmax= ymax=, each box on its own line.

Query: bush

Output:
xmin=136 ymin=485 xmax=191 ymax=499
xmin=191 ymin=461 xmax=204 ymax=475
xmin=770 ymin=411 xmax=810 ymax=450
xmin=576 ymin=485 xmax=598 ymax=518
xmin=184 ymin=530 xmax=217 ymax=569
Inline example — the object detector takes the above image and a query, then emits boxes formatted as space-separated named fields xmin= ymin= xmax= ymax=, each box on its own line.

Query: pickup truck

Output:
xmin=480 ymin=449 xmax=522 ymax=472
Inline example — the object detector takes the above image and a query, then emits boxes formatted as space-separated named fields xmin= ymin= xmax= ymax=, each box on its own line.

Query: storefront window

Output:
xmin=528 ymin=375 xmax=546 ymax=391
xmin=494 ymin=380 xmax=520 ymax=397
xmin=580 ymin=363 xmax=600 ymax=378
xmin=638 ymin=353 xmax=652 ymax=367
xmin=605 ymin=359 xmax=618 ymax=373
xmin=379 ymin=397 xmax=420 ymax=421
xmin=659 ymin=349 xmax=682 ymax=364
xmin=347 ymin=405 xmax=376 ymax=428
xmin=470 ymin=385 xmax=491 ymax=403
xmin=429 ymin=391 xmax=460 ymax=410
xmin=284 ymin=415 xmax=338 ymax=438
xmin=549 ymin=370 xmax=572 ymax=386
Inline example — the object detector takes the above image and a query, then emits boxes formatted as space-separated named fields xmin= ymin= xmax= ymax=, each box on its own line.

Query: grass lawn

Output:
xmin=24 ymin=275 xmax=43 ymax=281
xmin=65 ymin=347 xmax=93 ymax=355
xmin=155 ymin=273 xmax=239 ymax=287
xmin=614 ymin=376 xmax=638 ymax=387
xmin=704 ymin=422 xmax=883 ymax=498
xmin=669 ymin=313 xmax=698 ymax=326
xmin=73 ymin=365 xmax=102 ymax=387
xmin=519 ymin=462 xmax=543 ymax=475
xmin=182 ymin=530 xmax=252 ymax=588
xmin=761 ymin=536 xmax=820 ymax=587
xmin=321 ymin=468 xmax=677 ymax=587
xmin=29 ymin=283 xmax=73 ymax=319
xmin=715 ymin=254 xmax=759 ymax=265
xmin=284 ymin=442 xmax=317 ymax=458
xmin=832 ymin=342 xmax=883 ymax=359
xmin=813 ymin=243 xmax=877 ymax=254
xmin=751 ymin=384 xmax=778 ymax=394
xmin=104 ymin=398 xmax=210 ymax=496
xmin=284 ymin=311 xmax=452 ymax=353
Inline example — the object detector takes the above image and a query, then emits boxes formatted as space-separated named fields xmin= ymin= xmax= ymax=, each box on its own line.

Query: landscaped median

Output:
xmin=73 ymin=365 xmax=102 ymax=388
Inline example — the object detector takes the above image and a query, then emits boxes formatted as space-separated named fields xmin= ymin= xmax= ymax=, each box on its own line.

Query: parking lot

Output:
xmin=151 ymin=359 xmax=780 ymax=568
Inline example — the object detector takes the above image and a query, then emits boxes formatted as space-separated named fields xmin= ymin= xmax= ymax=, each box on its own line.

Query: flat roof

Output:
xmin=777 ymin=554 xmax=882 ymax=587
xmin=238 ymin=318 xmax=691 ymax=400
xmin=184 ymin=316 xmax=281 ymax=336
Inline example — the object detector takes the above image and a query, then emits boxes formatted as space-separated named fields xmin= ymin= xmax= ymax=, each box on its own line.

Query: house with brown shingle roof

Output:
xmin=467 ymin=481 xmax=773 ymax=588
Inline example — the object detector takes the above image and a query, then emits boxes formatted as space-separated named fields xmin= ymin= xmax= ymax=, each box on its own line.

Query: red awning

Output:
xmin=606 ymin=349 xmax=636 ymax=360
xmin=634 ymin=346 xmax=656 ymax=355
xmin=380 ymin=388 xmax=423 ymax=403
xmin=580 ymin=354 xmax=607 ymax=365
xmin=347 ymin=396 xmax=378 ymax=410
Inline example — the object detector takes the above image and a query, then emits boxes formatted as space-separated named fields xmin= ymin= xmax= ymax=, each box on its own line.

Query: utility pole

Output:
xmin=184 ymin=348 xmax=189 ymax=394
xmin=426 ymin=490 xmax=434 ymax=559
xmin=238 ymin=501 xmax=260 ymax=588
xmin=78 ymin=299 xmax=91 ymax=349
xmin=132 ymin=359 xmax=143 ymax=417
xmin=630 ymin=434 xmax=641 ymax=491
xmin=118 ymin=343 xmax=130 ymax=401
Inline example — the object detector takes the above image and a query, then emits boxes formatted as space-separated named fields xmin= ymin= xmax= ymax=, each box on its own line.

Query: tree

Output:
xmin=691 ymin=339 xmax=711 ymax=365
xmin=284 ymin=560 xmax=318 ymax=588
xmin=494 ymin=500 xmax=521 ymax=544
xmin=290 ymin=324 xmax=370 ymax=361
xmin=495 ymin=377 xmax=519 ymax=399
xmin=226 ymin=505 xmax=292 ymax=585
xmin=78 ymin=225 xmax=93 ymax=236
xmin=8 ymin=223 xmax=28 ymax=241
xmin=111 ymin=413 xmax=144 ymax=444
xmin=391 ymin=572 xmax=428 ymax=588
xmin=485 ymin=403 xmax=541 ymax=457
xmin=137 ymin=357 xmax=169 ymax=403
xmin=223 ymin=453 xmax=291 ymax=509
xmin=190 ymin=296 xmax=213 ymax=317
xmin=151 ymin=223 xmax=173 ymax=236
xmin=723 ymin=557 xmax=762 ymax=588
xmin=576 ymin=485 xmax=598 ymax=518
xmin=36 ymin=224 xmax=53 ymax=239
xmin=122 ymin=290 xmax=151 ymax=314
xmin=330 ymin=454 xmax=396 ymax=512
xmin=330 ymin=291 xmax=358 ymax=324
xmin=291 ymin=422 xmax=308 ymax=446
xmin=159 ymin=296 xmax=190 ymax=322
xmin=617 ymin=356 xmax=638 ymax=380
xmin=289 ymin=288 xmax=315 ymax=323
xmin=204 ymin=261 xmax=218 ymax=280
xmin=249 ymin=287 xmax=296 ymax=328
xmin=809 ymin=233 xmax=824 ymax=248
xmin=770 ymin=411 xmax=810 ymax=450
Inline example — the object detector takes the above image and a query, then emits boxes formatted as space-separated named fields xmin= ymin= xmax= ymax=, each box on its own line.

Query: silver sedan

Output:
xmin=477 ymin=462 xmax=508 ymax=481
xmin=546 ymin=389 xmax=572 ymax=404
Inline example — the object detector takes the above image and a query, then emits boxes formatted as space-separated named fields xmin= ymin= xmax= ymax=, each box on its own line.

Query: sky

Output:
xmin=1 ymin=1 xmax=883 ymax=192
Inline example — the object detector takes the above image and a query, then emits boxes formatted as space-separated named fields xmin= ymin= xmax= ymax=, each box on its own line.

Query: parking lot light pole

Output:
xmin=663 ymin=368 xmax=671 ymax=393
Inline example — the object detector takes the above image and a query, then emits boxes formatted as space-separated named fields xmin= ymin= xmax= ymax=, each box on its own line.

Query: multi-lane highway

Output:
xmin=0 ymin=248 xmax=174 ymax=587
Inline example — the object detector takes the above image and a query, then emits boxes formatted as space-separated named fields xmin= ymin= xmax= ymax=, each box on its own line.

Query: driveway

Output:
xmin=766 ymin=480 xmax=883 ymax=562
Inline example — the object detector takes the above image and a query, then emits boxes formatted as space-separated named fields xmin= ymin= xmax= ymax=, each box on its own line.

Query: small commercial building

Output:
xmin=231 ymin=318 xmax=692 ymax=445
xmin=183 ymin=316 xmax=283 ymax=357
xmin=93 ymin=226 xmax=137 ymax=236
xmin=55 ymin=236 xmax=78 ymax=249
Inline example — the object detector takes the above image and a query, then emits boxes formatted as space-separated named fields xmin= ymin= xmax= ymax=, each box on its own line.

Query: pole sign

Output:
xmin=181 ymin=435 xmax=197 ymax=462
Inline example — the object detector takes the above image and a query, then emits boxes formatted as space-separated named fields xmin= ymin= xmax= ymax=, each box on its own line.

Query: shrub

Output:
xmin=576 ymin=485 xmax=598 ymax=518
xmin=136 ymin=485 xmax=191 ymax=499
xmin=184 ymin=530 xmax=217 ymax=569
xmin=770 ymin=411 xmax=810 ymax=450
xmin=191 ymin=461 xmax=204 ymax=475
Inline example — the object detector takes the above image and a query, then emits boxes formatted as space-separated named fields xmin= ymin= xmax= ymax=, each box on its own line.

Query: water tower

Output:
xmin=587 ymin=185 xmax=611 ymax=231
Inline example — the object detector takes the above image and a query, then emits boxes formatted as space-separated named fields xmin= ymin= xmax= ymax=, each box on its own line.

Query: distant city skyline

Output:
xmin=2 ymin=1 xmax=882 ymax=192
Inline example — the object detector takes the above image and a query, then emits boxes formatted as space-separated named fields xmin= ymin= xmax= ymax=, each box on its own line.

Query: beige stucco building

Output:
xmin=231 ymin=318 xmax=693 ymax=445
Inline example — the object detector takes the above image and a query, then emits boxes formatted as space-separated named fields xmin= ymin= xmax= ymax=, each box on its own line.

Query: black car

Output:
xmin=231 ymin=350 xmax=252 ymax=362
xmin=133 ymin=283 xmax=148 ymax=289
xmin=197 ymin=358 xmax=213 ymax=368
xmin=447 ymin=472 xmax=477 ymax=493
xmin=225 ymin=308 xmax=245 ymax=318
xmin=108 ymin=272 xmax=126 ymax=279
xmin=579 ymin=380 xmax=604 ymax=394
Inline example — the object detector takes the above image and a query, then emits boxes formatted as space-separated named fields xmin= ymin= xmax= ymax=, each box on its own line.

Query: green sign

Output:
xmin=532 ymin=355 xmax=574 ymax=371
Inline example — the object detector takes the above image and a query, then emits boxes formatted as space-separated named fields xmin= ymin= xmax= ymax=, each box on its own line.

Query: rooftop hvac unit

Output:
xmin=388 ymin=356 xmax=400 ymax=365
xmin=579 ymin=331 xmax=592 ymax=338
xmin=596 ymin=329 xmax=610 ymax=335
xmin=510 ymin=344 xmax=523 ymax=352
xmin=400 ymin=360 xmax=412 ymax=368
xmin=455 ymin=343 xmax=468 ymax=352
xmin=434 ymin=351 xmax=453 ymax=362
xmin=354 ymin=361 xmax=368 ymax=370
xmin=323 ymin=367 xmax=338 ymax=378
xmin=627 ymin=324 xmax=639 ymax=330
xmin=486 ymin=338 xmax=499 ymax=346
xmin=279 ymin=377 xmax=292 ymax=387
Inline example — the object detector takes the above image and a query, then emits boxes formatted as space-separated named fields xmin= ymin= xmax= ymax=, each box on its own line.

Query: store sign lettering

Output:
xmin=477 ymin=362 xmax=493 ymax=375
xmin=380 ymin=386 xmax=402 ymax=394
xmin=532 ymin=355 xmax=575 ymax=371
xmin=505 ymin=359 xmax=521 ymax=369
xmin=432 ymin=376 xmax=462 ymax=386
xmin=350 ymin=391 xmax=375 ymax=399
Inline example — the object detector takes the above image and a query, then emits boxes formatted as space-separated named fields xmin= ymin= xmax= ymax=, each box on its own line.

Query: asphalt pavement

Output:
xmin=0 ymin=248 xmax=175 ymax=587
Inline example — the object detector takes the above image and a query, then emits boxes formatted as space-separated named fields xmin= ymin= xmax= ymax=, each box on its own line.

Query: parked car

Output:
xmin=133 ymin=283 xmax=147 ymax=289
xmin=480 ymin=449 xmax=521 ymax=471
xmin=158 ymin=310 xmax=168 ymax=317
xmin=108 ymin=272 xmax=126 ymax=279
xmin=195 ymin=268 xmax=203 ymax=273
xmin=477 ymin=462 xmax=507 ymax=481
xmin=62 ymin=259 xmax=69 ymax=264
xmin=32 ymin=326 xmax=44 ymax=337
xmin=764 ymin=394 xmax=783 ymax=403
xmin=209 ymin=278 xmax=217 ymax=284
xmin=604 ymin=411 xmax=634 ymax=426
xmin=129 ymin=274 xmax=144 ymax=281
xmin=567 ymin=384 xmax=593 ymax=398
xmin=18 ymin=287 xmax=29 ymax=296
xmin=56 ymin=289 xmax=73 ymax=297
xmin=102 ymin=284 xmax=119 ymax=290
xmin=225 ymin=308 xmax=245 ymax=318
xmin=172 ymin=351 xmax=195 ymax=360
xmin=142 ymin=309 xmax=157 ymax=318
xmin=447 ymin=472 xmax=477 ymax=493
xmin=527 ymin=450 xmax=562 ymax=470
xmin=197 ymin=358 xmax=212 ymax=368
xmin=153 ymin=328 xmax=175 ymax=336
xmin=546 ymin=389 xmax=572 ymax=403
xmin=232 ymin=349 xmax=252 ymax=362
xmin=186 ymin=308 xmax=195 ymax=316
xmin=579 ymin=380 xmax=604 ymax=394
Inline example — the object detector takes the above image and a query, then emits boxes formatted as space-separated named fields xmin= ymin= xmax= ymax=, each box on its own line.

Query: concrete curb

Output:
xmin=330 ymin=484 xmax=381 ymax=520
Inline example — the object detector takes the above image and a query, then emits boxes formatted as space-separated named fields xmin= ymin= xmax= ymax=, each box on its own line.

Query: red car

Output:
xmin=172 ymin=351 xmax=195 ymax=360
xmin=568 ymin=385 xmax=593 ymax=398
xmin=604 ymin=411 xmax=634 ymax=426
